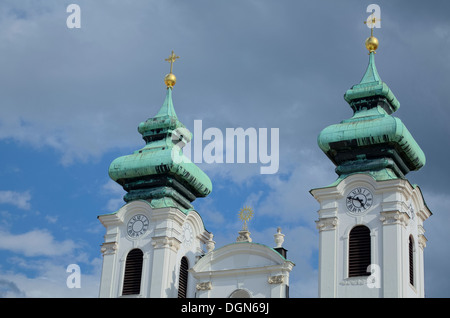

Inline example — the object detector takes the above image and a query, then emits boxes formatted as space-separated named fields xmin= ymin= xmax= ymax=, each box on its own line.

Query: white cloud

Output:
xmin=45 ymin=215 xmax=58 ymax=224
xmin=0 ymin=226 xmax=101 ymax=297
xmin=101 ymin=179 xmax=125 ymax=212
xmin=0 ymin=190 xmax=31 ymax=210
xmin=0 ymin=258 xmax=101 ymax=298
xmin=194 ymin=198 xmax=227 ymax=231
xmin=0 ymin=278 xmax=26 ymax=297
xmin=102 ymin=179 xmax=124 ymax=195
xmin=0 ymin=229 xmax=76 ymax=257
xmin=252 ymin=149 xmax=335 ymax=223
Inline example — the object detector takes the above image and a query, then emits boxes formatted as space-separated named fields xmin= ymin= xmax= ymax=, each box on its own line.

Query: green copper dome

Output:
xmin=318 ymin=51 xmax=425 ymax=182
xmin=109 ymin=87 xmax=212 ymax=212
xmin=344 ymin=52 xmax=400 ymax=114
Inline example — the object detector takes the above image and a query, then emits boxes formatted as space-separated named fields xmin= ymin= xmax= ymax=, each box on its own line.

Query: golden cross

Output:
xmin=364 ymin=15 xmax=381 ymax=37
xmin=165 ymin=50 xmax=180 ymax=74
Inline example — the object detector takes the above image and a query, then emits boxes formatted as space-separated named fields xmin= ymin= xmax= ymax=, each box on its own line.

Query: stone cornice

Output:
xmin=196 ymin=281 xmax=212 ymax=291
xmin=151 ymin=236 xmax=181 ymax=252
xmin=268 ymin=275 xmax=285 ymax=284
xmin=316 ymin=217 xmax=338 ymax=232
xmin=418 ymin=234 xmax=427 ymax=250
xmin=100 ymin=242 xmax=118 ymax=256
xmin=380 ymin=210 xmax=409 ymax=227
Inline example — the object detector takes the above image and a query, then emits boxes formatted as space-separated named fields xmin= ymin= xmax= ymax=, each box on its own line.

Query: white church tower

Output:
xmin=310 ymin=27 xmax=432 ymax=297
xmin=98 ymin=52 xmax=213 ymax=298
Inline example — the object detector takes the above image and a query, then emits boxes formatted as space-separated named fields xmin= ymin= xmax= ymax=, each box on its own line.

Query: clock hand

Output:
xmin=353 ymin=196 xmax=365 ymax=208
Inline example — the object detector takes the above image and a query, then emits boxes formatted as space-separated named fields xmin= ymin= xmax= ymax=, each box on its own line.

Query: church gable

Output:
xmin=191 ymin=240 xmax=293 ymax=298
xmin=194 ymin=242 xmax=286 ymax=273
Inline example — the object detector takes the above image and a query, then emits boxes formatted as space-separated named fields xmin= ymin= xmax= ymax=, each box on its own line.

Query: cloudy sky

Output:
xmin=0 ymin=0 xmax=449 ymax=298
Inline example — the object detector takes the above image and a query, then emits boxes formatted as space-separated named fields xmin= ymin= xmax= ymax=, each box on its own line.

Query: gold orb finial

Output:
xmin=164 ymin=50 xmax=180 ymax=88
xmin=365 ymin=36 xmax=379 ymax=53
xmin=164 ymin=73 xmax=177 ymax=88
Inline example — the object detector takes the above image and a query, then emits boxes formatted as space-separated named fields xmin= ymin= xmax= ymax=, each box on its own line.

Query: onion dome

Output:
xmin=108 ymin=52 xmax=212 ymax=212
xmin=317 ymin=36 xmax=425 ymax=183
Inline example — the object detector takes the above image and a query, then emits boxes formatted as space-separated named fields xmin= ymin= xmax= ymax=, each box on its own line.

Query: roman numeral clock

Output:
xmin=346 ymin=187 xmax=373 ymax=215
xmin=127 ymin=214 xmax=149 ymax=238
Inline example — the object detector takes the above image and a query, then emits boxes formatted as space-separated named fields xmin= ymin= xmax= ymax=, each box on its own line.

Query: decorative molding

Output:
xmin=418 ymin=234 xmax=427 ymax=250
xmin=268 ymin=275 xmax=285 ymax=284
xmin=196 ymin=281 xmax=212 ymax=291
xmin=100 ymin=242 xmax=118 ymax=256
xmin=340 ymin=277 xmax=369 ymax=286
xmin=380 ymin=211 xmax=409 ymax=227
xmin=274 ymin=227 xmax=285 ymax=248
xmin=315 ymin=217 xmax=338 ymax=232
xmin=236 ymin=230 xmax=252 ymax=242
xmin=151 ymin=236 xmax=181 ymax=252
xmin=205 ymin=233 xmax=215 ymax=252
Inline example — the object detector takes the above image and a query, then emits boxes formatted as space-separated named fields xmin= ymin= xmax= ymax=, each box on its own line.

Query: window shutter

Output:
xmin=348 ymin=225 xmax=371 ymax=277
xmin=409 ymin=236 xmax=414 ymax=286
xmin=177 ymin=257 xmax=189 ymax=298
xmin=122 ymin=249 xmax=143 ymax=295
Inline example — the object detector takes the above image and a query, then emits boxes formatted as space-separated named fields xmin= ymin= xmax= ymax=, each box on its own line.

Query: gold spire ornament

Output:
xmin=364 ymin=15 xmax=381 ymax=53
xmin=236 ymin=206 xmax=254 ymax=242
xmin=164 ymin=50 xmax=180 ymax=88
xmin=238 ymin=206 xmax=254 ymax=231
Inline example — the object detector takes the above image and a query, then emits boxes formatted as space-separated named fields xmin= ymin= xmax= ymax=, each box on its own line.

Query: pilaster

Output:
xmin=316 ymin=217 xmax=338 ymax=297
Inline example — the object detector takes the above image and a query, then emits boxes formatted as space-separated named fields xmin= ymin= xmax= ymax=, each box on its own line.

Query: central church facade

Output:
xmin=97 ymin=26 xmax=432 ymax=298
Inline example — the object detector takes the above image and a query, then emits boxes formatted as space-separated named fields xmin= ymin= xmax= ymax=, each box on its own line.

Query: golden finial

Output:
xmin=364 ymin=14 xmax=381 ymax=53
xmin=164 ymin=50 xmax=180 ymax=88
xmin=238 ymin=206 xmax=254 ymax=231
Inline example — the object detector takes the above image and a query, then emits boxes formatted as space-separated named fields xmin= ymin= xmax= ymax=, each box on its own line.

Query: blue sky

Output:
xmin=0 ymin=0 xmax=450 ymax=297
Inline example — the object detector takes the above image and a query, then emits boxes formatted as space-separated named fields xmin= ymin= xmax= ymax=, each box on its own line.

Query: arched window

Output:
xmin=348 ymin=225 xmax=371 ymax=277
xmin=409 ymin=235 xmax=415 ymax=286
xmin=122 ymin=249 xmax=143 ymax=295
xmin=177 ymin=257 xmax=189 ymax=298
xmin=229 ymin=289 xmax=251 ymax=298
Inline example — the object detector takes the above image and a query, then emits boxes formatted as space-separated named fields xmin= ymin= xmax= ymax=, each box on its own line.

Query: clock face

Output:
xmin=127 ymin=214 xmax=149 ymax=238
xmin=182 ymin=223 xmax=193 ymax=246
xmin=346 ymin=187 xmax=373 ymax=214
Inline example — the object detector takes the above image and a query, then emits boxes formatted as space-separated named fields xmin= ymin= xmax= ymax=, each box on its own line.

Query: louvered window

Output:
xmin=409 ymin=236 xmax=414 ymax=286
xmin=177 ymin=257 xmax=189 ymax=298
xmin=122 ymin=249 xmax=143 ymax=295
xmin=348 ymin=225 xmax=371 ymax=277
xmin=229 ymin=289 xmax=251 ymax=298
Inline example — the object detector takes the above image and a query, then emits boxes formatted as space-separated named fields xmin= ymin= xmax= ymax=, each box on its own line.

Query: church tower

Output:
xmin=310 ymin=25 xmax=432 ymax=297
xmin=98 ymin=52 xmax=213 ymax=298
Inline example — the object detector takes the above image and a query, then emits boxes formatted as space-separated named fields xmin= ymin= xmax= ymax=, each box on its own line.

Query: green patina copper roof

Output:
xmin=318 ymin=110 xmax=426 ymax=172
xmin=344 ymin=52 xmax=400 ymax=113
xmin=156 ymin=86 xmax=178 ymax=117
xmin=317 ymin=50 xmax=425 ymax=183
xmin=108 ymin=87 xmax=212 ymax=212
xmin=137 ymin=87 xmax=188 ymax=141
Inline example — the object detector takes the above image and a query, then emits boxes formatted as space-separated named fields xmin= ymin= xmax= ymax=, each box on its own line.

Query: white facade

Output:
xmin=98 ymin=200 xmax=210 ymax=298
xmin=311 ymin=173 xmax=431 ymax=298
xmin=98 ymin=200 xmax=294 ymax=298
xmin=192 ymin=242 xmax=294 ymax=298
